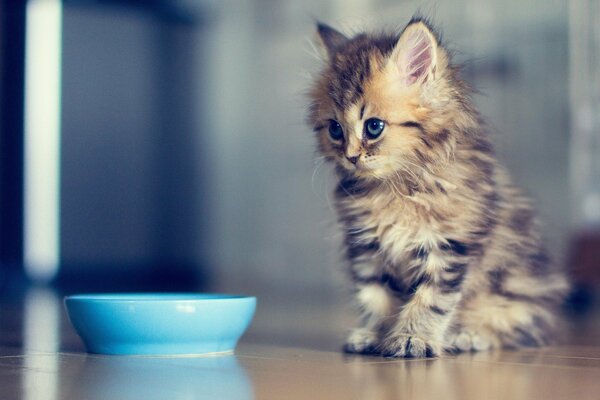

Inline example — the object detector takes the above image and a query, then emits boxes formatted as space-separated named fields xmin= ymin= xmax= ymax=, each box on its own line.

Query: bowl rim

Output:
xmin=64 ymin=293 xmax=256 ymax=303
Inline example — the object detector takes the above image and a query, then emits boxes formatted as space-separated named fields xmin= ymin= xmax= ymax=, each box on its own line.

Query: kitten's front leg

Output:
xmin=341 ymin=217 xmax=394 ymax=354
xmin=344 ymin=281 xmax=395 ymax=354
xmin=381 ymin=245 xmax=468 ymax=358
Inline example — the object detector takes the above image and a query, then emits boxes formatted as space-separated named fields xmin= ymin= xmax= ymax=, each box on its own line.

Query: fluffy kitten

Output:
xmin=308 ymin=17 xmax=569 ymax=357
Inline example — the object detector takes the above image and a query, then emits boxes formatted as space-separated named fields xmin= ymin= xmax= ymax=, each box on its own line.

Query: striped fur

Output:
xmin=308 ymin=17 xmax=569 ymax=358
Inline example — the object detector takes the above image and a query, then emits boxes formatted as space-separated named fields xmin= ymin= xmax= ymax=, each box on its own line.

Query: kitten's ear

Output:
xmin=391 ymin=20 xmax=439 ymax=86
xmin=316 ymin=22 xmax=348 ymax=57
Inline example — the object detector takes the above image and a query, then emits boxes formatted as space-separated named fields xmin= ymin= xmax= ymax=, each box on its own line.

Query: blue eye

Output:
xmin=365 ymin=118 xmax=385 ymax=139
xmin=328 ymin=120 xmax=344 ymax=141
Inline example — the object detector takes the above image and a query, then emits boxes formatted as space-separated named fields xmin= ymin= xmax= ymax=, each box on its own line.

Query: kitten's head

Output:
xmin=308 ymin=18 xmax=475 ymax=181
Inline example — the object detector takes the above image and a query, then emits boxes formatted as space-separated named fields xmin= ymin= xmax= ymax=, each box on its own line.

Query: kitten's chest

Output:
xmin=340 ymin=192 xmax=443 ymax=266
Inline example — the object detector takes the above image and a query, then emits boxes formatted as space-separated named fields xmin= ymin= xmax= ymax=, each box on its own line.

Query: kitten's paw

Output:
xmin=380 ymin=334 xmax=439 ymax=358
xmin=448 ymin=330 xmax=492 ymax=352
xmin=343 ymin=328 xmax=379 ymax=354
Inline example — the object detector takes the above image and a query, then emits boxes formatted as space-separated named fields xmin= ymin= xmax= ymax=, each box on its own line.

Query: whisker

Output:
xmin=311 ymin=157 xmax=337 ymax=215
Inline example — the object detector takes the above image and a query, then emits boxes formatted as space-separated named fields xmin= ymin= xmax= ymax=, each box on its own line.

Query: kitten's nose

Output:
xmin=346 ymin=155 xmax=359 ymax=164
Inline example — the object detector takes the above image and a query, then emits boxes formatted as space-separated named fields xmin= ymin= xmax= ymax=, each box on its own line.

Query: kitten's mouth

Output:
xmin=347 ymin=160 xmax=399 ymax=181
xmin=342 ymin=155 xmax=389 ymax=179
xmin=346 ymin=159 xmax=365 ymax=172
xmin=347 ymin=162 xmax=377 ymax=178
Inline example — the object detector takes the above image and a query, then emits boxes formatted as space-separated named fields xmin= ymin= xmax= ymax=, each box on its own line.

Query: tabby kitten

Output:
xmin=308 ymin=17 xmax=569 ymax=358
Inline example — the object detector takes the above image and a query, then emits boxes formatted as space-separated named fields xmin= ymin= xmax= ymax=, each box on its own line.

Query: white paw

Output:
xmin=381 ymin=334 xmax=440 ymax=358
xmin=449 ymin=330 xmax=492 ymax=352
xmin=343 ymin=328 xmax=379 ymax=354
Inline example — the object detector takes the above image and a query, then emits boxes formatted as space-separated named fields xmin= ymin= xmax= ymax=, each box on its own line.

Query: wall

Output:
xmin=59 ymin=5 xmax=206 ymax=283
xmin=56 ymin=0 xmax=573 ymax=296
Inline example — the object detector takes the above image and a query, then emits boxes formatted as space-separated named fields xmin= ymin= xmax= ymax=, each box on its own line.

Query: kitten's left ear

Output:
xmin=316 ymin=22 xmax=348 ymax=57
xmin=391 ymin=20 xmax=439 ymax=86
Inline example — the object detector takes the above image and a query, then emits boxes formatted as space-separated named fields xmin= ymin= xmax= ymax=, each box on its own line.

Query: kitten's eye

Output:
xmin=328 ymin=120 xmax=344 ymax=141
xmin=365 ymin=118 xmax=385 ymax=139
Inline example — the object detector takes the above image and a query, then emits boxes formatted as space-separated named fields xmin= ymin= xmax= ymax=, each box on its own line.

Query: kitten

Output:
xmin=308 ymin=17 xmax=569 ymax=358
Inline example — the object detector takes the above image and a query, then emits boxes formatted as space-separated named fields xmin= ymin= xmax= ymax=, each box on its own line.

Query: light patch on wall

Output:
xmin=24 ymin=0 xmax=62 ymax=281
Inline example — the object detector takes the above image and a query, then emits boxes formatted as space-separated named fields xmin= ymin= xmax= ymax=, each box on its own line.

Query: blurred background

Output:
xmin=1 ymin=0 xmax=599 ymax=348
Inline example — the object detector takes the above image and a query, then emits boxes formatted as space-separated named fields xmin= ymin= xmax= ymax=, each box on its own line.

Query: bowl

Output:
xmin=64 ymin=293 xmax=256 ymax=355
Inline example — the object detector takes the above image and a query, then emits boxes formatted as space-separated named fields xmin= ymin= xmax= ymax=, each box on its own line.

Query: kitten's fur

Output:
xmin=308 ymin=17 xmax=569 ymax=357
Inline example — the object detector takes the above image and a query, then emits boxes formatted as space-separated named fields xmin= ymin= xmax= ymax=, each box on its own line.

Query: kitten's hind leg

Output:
xmin=344 ymin=283 xmax=394 ymax=354
xmin=446 ymin=328 xmax=496 ymax=352
xmin=446 ymin=293 xmax=559 ymax=353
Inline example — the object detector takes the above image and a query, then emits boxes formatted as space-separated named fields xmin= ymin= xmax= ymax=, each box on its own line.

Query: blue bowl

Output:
xmin=64 ymin=293 xmax=256 ymax=355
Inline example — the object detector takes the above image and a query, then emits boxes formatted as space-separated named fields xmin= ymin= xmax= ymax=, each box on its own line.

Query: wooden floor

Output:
xmin=1 ymin=287 xmax=598 ymax=400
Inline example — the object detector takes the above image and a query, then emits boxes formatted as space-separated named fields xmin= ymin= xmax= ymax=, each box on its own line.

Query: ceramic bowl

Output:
xmin=64 ymin=293 xmax=256 ymax=355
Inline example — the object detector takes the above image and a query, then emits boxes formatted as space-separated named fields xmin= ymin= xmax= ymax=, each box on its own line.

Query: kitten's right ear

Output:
xmin=391 ymin=20 xmax=439 ymax=86
xmin=316 ymin=22 xmax=348 ymax=57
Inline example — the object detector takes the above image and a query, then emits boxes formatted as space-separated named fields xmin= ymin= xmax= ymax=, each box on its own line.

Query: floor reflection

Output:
xmin=22 ymin=287 xmax=60 ymax=400
xmin=64 ymin=354 xmax=254 ymax=400
xmin=338 ymin=349 xmax=598 ymax=400
xmin=344 ymin=357 xmax=456 ymax=400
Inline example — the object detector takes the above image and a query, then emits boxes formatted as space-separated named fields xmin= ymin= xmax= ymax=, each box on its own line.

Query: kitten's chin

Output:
xmin=341 ymin=164 xmax=385 ymax=181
